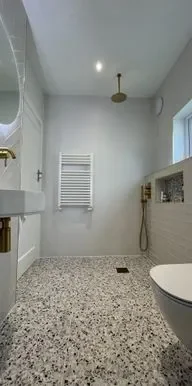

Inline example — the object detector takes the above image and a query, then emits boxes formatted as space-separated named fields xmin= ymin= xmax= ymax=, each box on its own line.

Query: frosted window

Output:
xmin=173 ymin=119 xmax=185 ymax=163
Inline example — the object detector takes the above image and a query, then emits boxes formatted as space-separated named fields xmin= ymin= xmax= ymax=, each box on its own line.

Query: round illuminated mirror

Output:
xmin=0 ymin=19 xmax=19 ymax=125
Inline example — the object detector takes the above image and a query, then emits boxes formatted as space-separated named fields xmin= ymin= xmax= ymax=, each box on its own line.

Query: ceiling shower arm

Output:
xmin=117 ymin=73 xmax=121 ymax=93
xmin=111 ymin=73 xmax=127 ymax=103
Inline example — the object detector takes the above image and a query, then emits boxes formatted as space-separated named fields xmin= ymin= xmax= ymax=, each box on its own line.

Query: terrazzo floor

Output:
xmin=0 ymin=255 xmax=192 ymax=385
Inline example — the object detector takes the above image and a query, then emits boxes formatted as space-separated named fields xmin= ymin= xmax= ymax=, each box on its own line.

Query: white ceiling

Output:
xmin=23 ymin=0 xmax=192 ymax=97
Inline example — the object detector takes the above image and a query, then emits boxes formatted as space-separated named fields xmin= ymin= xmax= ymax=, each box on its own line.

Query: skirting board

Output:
xmin=17 ymin=247 xmax=36 ymax=280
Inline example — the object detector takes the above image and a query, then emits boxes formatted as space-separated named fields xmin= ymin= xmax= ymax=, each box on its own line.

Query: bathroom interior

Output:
xmin=1 ymin=0 xmax=192 ymax=384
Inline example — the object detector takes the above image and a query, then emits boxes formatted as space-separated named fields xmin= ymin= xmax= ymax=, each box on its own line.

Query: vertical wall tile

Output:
xmin=146 ymin=158 xmax=192 ymax=265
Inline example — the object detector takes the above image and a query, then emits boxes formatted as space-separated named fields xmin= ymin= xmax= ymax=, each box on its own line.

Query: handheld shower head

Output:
xmin=111 ymin=73 xmax=127 ymax=103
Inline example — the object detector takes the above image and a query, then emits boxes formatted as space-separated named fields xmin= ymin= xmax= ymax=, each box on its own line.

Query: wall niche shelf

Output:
xmin=155 ymin=171 xmax=184 ymax=203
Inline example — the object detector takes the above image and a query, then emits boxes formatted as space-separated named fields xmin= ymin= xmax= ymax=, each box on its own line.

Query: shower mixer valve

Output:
xmin=141 ymin=183 xmax=151 ymax=202
xmin=139 ymin=182 xmax=151 ymax=252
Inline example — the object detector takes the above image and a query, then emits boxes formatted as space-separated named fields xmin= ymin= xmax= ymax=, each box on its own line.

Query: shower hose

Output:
xmin=139 ymin=201 xmax=148 ymax=252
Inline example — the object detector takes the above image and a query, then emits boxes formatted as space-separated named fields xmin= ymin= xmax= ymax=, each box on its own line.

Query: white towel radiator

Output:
xmin=58 ymin=153 xmax=93 ymax=210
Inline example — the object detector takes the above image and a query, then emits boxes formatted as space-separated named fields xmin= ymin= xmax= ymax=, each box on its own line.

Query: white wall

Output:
xmin=41 ymin=96 xmax=155 ymax=257
xmin=156 ymin=40 xmax=192 ymax=170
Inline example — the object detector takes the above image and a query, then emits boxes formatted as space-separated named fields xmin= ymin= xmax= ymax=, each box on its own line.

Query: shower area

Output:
xmin=40 ymin=95 xmax=155 ymax=258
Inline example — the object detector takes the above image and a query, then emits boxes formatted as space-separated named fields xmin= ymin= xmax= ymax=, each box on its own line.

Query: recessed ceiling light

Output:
xmin=95 ymin=60 xmax=103 ymax=72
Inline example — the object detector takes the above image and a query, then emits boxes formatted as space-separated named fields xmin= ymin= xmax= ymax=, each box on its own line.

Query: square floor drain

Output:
xmin=116 ymin=267 xmax=129 ymax=273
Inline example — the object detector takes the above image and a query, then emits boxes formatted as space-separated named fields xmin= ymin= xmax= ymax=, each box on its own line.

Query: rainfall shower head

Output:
xmin=111 ymin=73 xmax=127 ymax=103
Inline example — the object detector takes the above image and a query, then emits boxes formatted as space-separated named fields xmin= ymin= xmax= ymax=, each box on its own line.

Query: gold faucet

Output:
xmin=0 ymin=147 xmax=16 ymax=167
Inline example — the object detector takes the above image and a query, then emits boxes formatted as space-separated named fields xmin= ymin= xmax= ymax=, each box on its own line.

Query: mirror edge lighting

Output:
xmin=0 ymin=13 xmax=22 ymax=138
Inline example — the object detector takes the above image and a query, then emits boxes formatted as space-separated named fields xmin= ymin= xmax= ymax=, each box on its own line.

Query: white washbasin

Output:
xmin=0 ymin=190 xmax=45 ymax=217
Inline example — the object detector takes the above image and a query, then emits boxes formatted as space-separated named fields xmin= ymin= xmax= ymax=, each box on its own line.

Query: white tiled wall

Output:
xmin=146 ymin=158 xmax=192 ymax=265
xmin=0 ymin=0 xmax=26 ymax=322
xmin=41 ymin=96 xmax=155 ymax=257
